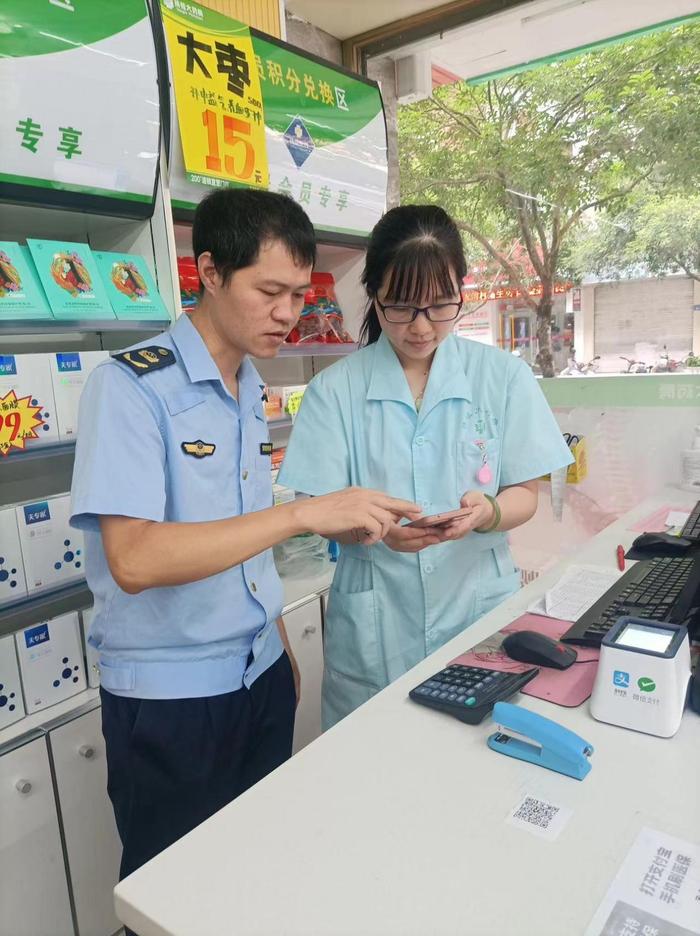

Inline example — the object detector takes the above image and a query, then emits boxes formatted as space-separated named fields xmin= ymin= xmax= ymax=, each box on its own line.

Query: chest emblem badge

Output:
xmin=181 ymin=440 xmax=216 ymax=458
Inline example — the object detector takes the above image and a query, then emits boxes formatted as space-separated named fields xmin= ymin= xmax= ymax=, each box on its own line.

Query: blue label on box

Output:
xmin=0 ymin=355 xmax=17 ymax=376
xmin=56 ymin=352 xmax=82 ymax=373
xmin=23 ymin=501 xmax=51 ymax=524
xmin=25 ymin=622 xmax=50 ymax=648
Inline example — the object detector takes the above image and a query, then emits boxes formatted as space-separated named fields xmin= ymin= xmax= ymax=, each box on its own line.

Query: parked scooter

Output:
xmin=560 ymin=350 xmax=600 ymax=376
xmin=619 ymin=356 xmax=652 ymax=374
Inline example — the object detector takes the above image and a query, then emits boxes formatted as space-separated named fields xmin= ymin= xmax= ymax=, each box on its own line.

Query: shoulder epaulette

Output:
xmin=113 ymin=346 xmax=176 ymax=376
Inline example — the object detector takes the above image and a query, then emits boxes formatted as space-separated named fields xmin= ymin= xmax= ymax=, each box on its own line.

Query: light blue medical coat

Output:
xmin=278 ymin=333 xmax=573 ymax=727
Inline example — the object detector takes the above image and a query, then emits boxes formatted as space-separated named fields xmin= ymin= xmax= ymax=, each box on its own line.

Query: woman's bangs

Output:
xmin=383 ymin=241 xmax=459 ymax=304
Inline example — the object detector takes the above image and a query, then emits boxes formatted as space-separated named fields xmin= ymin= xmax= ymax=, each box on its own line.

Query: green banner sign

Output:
xmin=0 ymin=0 xmax=160 ymax=213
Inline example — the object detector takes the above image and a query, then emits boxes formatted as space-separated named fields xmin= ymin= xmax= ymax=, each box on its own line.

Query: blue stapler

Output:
xmin=487 ymin=702 xmax=594 ymax=781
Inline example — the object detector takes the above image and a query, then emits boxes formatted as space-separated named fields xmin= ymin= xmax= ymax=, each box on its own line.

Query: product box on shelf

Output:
xmin=15 ymin=612 xmax=86 ymax=714
xmin=267 ymin=385 xmax=307 ymax=420
xmin=93 ymin=250 xmax=170 ymax=322
xmin=0 ymin=352 xmax=59 ymax=452
xmin=79 ymin=607 xmax=100 ymax=689
xmin=0 ymin=634 xmax=26 ymax=731
xmin=26 ymin=239 xmax=114 ymax=321
xmin=16 ymin=494 xmax=85 ymax=595
xmin=0 ymin=507 xmax=28 ymax=607
xmin=49 ymin=350 xmax=110 ymax=441
xmin=0 ymin=242 xmax=52 ymax=320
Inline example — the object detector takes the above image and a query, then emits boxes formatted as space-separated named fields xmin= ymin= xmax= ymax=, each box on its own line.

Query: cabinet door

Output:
xmin=0 ymin=737 xmax=74 ymax=936
xmin=284 ymin=599 xmax=324 ymax=753
xmin=50 ymin=708 xmax=122 ymax=936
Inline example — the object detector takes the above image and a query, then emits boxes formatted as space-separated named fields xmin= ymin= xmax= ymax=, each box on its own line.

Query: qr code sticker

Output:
xmin=507 ymin=794 xmax=572 ymax=840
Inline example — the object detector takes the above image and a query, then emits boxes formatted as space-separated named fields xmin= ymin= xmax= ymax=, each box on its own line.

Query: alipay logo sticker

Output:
xmin=613 ymin=670 xmax=629 ymax=688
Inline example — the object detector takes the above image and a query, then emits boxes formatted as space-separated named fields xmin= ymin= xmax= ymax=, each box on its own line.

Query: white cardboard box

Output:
xmin=49 ymin=350 xmax=109 ymax=441
xmin=15 ymin=612 xmax=86 ymax=714
xmin=0 ymin=634 xmax=26 ymax=730
xmin=16 ymin=494 xmax=85 ymax=595
xmin=0 ymin=506 xmax=28 ymax=607
xmin=0 ymin=353 xmax=58 ymax=447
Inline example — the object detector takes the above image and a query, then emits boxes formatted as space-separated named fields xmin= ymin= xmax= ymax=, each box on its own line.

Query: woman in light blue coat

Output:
xmin=279 ymin=206 xmax=573 ymax=728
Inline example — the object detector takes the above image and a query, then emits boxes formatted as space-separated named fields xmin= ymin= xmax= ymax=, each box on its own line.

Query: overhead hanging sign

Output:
xmin=164 ymin=4 xmax=388 ymax=238
xmin=160 ymin=1 xmax=268 ymax=190
xmin=0 ymin=0 xmax=160 ymax=217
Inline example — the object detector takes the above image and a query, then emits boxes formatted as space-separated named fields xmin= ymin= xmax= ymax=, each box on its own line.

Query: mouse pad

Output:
xmin=450 ymin=614 xmax=600 ymax=707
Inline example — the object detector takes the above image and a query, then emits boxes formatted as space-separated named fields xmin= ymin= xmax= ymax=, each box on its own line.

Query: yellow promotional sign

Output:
xmin=161 ymin=2 xmax=268 ymax=190
xmin=0 ymin=390 xmax=45 ymax=456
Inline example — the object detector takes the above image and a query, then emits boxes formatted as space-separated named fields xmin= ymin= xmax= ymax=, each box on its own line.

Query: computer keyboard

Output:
xmin=561 ymin=556 xmax=696 ymax=647
xmin=680 ymin=501 xmax=700 ymax=542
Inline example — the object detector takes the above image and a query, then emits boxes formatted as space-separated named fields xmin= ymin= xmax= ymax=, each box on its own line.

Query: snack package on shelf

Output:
xmin=177 ymin=256 xmax=200 ymax=312
xmin=285 ymin=272 xmax=354 ymax=345
xmin=263 ymin=387 xmax=283 ymax=420
xmin=270 ymin=447 xmax=285 ymax=483
xmin=267 ymin=385 xmax=307 ymax=421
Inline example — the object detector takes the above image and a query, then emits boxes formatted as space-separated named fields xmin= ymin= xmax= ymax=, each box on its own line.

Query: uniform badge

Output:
xmin=259 ymin=443 xmax=273 ymax=455
xmin=113 ymin=346 xmax=175 ymax=376
xmin=181 ymin=440 xmax=216 ymax=458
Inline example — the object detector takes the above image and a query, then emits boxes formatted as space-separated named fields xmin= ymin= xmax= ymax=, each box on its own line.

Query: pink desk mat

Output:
xmin=629 ymin=505 xmax=689 ymax=534
xmin=450 ymin=614 xmax=599 ymax=707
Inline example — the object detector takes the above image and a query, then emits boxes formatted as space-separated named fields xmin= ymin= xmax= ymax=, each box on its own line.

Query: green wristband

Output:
xmin=474 ymin=494 xmax=501 ymax=534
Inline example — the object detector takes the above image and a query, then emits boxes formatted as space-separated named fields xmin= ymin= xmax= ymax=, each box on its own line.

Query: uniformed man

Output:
xmin=70 ymin=189 xmax=420 ymax=893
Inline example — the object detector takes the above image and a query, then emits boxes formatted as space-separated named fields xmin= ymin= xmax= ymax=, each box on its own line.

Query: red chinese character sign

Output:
xmin=161 ymin=2 xmax=268 ymax=189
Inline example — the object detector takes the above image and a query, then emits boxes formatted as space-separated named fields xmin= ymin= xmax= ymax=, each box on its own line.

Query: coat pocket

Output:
xmin=324 ymin=585 xmax=380 ymax=689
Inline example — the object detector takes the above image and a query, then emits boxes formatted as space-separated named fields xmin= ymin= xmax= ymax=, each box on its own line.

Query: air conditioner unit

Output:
xmin=396 ymin=54 xmax=432 ymax=104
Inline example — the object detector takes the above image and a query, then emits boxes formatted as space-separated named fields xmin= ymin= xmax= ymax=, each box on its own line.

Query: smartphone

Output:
xmin=406 ymin=508 xmax=473 ymax=529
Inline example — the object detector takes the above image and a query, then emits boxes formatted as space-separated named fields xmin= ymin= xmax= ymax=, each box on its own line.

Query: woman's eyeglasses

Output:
xmin=375 ymin=298 xmax=463 ymax=324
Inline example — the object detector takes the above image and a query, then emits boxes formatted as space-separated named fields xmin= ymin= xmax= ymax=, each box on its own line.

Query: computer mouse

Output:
xmin=629 ymin=532 xmax=693 ymax=558
xmin=501 ymin=630 xmax=578 ymax=670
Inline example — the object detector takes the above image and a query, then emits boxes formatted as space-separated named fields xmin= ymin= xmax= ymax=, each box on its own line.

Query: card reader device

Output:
xmin=590 ymin=616 xmax=691 ymax=738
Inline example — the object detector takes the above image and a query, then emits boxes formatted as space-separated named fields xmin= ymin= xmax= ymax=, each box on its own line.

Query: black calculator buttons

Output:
xmin=409 ymin=663 xmax=539 ymax=724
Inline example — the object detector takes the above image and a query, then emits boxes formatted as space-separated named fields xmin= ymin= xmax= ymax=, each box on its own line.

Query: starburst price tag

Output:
xmin=0 ymin=390 xmax=45 ymax=456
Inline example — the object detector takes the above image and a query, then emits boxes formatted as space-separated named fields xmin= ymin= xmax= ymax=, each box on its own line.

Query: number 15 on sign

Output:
xmin=202 ymin=110 xmax=257 ymax=181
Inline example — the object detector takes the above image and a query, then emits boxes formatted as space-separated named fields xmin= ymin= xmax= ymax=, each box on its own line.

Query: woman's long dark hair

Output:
xmin=359 ymin=205 xmax=467 ymax=345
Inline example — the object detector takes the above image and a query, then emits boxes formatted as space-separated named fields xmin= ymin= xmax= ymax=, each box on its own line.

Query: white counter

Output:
xmin=114 ymin=490 xmax=700 ymax=936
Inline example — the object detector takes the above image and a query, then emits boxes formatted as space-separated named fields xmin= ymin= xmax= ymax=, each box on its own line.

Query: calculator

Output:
xmin=409 ymin=664 xmax=539 ymax=725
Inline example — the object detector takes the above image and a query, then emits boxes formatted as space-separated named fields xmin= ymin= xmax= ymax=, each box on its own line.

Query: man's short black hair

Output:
xmin=192 ymin=188 xmax=316 ymax=285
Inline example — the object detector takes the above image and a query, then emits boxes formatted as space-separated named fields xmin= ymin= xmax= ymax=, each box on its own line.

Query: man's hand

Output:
xmin=294 ymin=487 xmax=422 ymax=546
xmin=383 ymin=522 xmax=442 ymax=553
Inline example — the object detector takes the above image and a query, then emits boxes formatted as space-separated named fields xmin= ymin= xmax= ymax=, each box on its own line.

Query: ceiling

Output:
xmin=285 ymin=0 xmax=450 ymax=41
xmin=390 ymin=0 xmax=700 ymax=82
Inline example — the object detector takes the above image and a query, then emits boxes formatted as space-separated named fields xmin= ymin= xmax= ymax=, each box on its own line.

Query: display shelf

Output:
xmin=277 ymin=342 xmax=357 ymax=357
xmin=0 ymin=441 xmax=76 ymax=466
xmin=0 ymin=319 xmax=168 ymax=336
xmin=268 ymin=417 xmax=293 ymax=430
xmin=0 ymin=581 xmax=93 ymax=641
xmin=0 ymin=688 xmax=100 ymax=755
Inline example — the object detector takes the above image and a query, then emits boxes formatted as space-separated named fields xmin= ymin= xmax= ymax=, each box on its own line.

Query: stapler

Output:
xmin=487 ymin=702 xmax=594 ymax=781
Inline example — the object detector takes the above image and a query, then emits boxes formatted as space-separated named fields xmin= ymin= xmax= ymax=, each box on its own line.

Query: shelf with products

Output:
xmin=0 ymin=580 xmax=92 ymax=642
xmin=0 ymin=319 xmax=168 ymax=337
xmin=0 ymin=440 xmax=76 ymax=467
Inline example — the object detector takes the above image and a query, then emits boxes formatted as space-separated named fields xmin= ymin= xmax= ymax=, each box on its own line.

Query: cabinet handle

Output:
xmin=15 ymin=779 xmax=32 ymax=795
xmin=79 ymin=745 xmax=95 ymax=760
xmin=302 ymin=625 xmax=317 ymax=637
